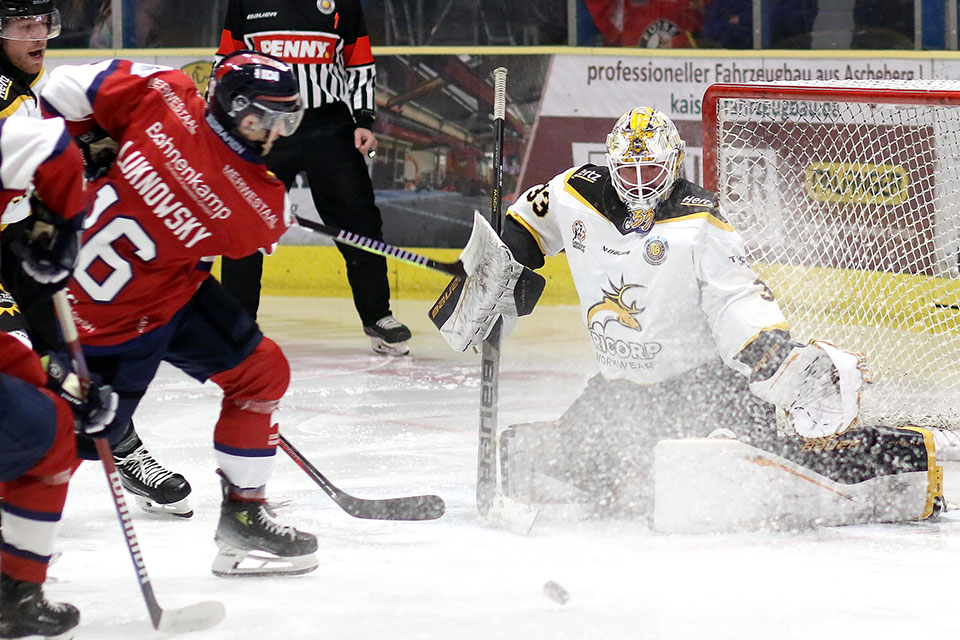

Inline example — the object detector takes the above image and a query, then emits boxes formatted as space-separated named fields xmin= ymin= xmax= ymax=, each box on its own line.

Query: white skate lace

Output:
xmin=122 ymin=445 xmax=175 ymax=488
xmin=376 ymin=315 xmax=403 ymax=330
xmin=257 ymin=504 xmax=298 ymax=540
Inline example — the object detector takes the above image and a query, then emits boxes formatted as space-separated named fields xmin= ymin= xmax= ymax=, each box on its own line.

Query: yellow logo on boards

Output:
xmin=805 ymin=162 xmax=909 ymax=205
xmin=181 ymin=60 xmax=213 ymax=96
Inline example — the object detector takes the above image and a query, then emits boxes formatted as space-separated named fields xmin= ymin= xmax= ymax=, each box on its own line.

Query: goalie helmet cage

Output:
xmin=702 ymin=80 xmax=960 ymax=430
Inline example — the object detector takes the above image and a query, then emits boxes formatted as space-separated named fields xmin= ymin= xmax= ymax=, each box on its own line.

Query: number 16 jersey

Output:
xmin=41 ymin=59 xmax=291 ymax=346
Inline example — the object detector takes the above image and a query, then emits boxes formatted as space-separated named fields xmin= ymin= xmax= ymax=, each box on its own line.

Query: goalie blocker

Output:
xmin=429 ymin=212 xmax=545 ymax=352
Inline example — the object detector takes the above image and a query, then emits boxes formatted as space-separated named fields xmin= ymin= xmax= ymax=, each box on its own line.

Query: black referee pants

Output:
xmin=220 ymin=103 xmax=391 ymax=326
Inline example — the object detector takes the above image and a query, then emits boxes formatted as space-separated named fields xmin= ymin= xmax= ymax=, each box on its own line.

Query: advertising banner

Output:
xmin=44 ymin=51 xmax=960 ymax=249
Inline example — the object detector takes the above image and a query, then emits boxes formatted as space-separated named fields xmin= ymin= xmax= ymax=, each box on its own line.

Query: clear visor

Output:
xmin=253 ymin=96 xmax=304 ymax=137
xmin=0 ymin=10 xmax=60 ymax=41
xmin=609 ymin=150 xmax=678 ymax=208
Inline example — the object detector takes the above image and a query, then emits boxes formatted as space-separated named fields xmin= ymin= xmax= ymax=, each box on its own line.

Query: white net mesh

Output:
xmin=709 ymin=80 xmax=960 ymax=428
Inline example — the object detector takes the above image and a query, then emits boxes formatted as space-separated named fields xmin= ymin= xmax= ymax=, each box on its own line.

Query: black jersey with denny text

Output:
xmin=216 ymin=0 xmax=375 ymax=127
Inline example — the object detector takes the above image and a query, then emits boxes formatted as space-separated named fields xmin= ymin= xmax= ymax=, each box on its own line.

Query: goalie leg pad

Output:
xmin=499 ymin=422 xmax=588 ymax=504
xmin=654 ymin=425 xmax=943 ymax=533
xmin=498 ymin=421 xmax=644 ymax=521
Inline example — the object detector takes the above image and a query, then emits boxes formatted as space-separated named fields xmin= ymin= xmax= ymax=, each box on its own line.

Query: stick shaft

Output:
xmin=477 ymin=67 xmax=508 ymax=517
xmin=52 ymin=292 xmax=166 ymax=629
xmin=295 ymin=216 xmax=462 ymax=277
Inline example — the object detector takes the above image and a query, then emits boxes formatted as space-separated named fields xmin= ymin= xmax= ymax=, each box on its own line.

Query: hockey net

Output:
xmin=702 ymin=80 xmax=960 ymax=429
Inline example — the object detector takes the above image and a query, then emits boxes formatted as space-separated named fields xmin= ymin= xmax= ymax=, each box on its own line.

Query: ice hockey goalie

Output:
xmin=444 ymin=106 xmax=952 ymax=532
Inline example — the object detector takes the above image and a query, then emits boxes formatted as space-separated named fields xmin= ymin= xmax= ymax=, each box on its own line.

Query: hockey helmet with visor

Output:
xmin=208 ymin=50 xmax=304 ymax=141
xmin=0 ymin=0 xmax=60 ymax=40
xmin=606 ymin=106 xmax=684 ymax=217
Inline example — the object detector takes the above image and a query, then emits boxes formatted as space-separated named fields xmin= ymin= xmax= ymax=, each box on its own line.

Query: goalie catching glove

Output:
xmin=748 ymin=340 xmax=867 ymax=438
xmin=430 ymin=211 xmax=544 ymax=352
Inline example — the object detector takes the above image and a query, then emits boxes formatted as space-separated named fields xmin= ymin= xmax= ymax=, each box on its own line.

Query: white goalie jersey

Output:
xmin=506 ymin=165 xmax=788 ymax=385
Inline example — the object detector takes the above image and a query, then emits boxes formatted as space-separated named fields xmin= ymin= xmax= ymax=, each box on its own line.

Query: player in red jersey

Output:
xmin=40 ymin=51 xmax=319 ymax=577
xmin=0 ymin=116 xmax=119 ymax=639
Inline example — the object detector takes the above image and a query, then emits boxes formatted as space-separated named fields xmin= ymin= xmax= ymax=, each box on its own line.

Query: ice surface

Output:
xmin=49 ymin=297 xmax=960 ymax=639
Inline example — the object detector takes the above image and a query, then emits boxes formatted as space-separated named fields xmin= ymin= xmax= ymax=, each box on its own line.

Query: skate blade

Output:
xmin=370 ymin=337 xmax=410 ymax=356
xmin=211 ymin=546 xmax=318 ymax=577
xmin=134 ymin=495 xmax=194 ymax=518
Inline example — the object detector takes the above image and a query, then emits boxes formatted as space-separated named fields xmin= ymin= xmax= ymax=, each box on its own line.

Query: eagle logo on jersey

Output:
xmin=571 ymin=219 xmax=587 ymax=252
xmin=587 ymin=280 xmax=645 ymax=331
xmin=317 ymin=0 xmax=336 ymax=14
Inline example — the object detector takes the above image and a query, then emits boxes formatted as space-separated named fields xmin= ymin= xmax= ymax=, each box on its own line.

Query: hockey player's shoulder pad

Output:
xmin=562 ymin=164 xmax=632 ymax=228
xmin=656 ymin=180 xmax=730 ymax=227
xmin=0 ymin=73 xmax=18 ymax=111
xmin=0 ymin=71 xmax=33 ymax=118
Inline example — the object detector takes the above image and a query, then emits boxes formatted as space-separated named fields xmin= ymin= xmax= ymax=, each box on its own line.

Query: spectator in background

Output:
xmin=584 ymin=0 xmax=705 ymax=48
xmin=702 ymin=0 xmax=820 ymax=49
xmin=853 ymin=0 xmax=913 ymax=49
xmin=701 ymin=0 xmax=752 ymax=48
xmin=88 ymin=0 xmax=227 ymax=48
xmin=764 ymin=0 xmax=818 ymax=49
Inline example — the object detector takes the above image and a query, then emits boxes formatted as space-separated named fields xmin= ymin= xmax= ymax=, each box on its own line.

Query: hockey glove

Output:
xmin=430 ymin=212 xmax=535 ymax=352
xmin=75 ymin=125 xmax=119 ymax=181
xmin=12 ymin=195 xmax=82 ymax=291
xmin=748 ymin=340 xmax=867 ymax=438
xmin=42 ymin=352 xmax=119 ymax=438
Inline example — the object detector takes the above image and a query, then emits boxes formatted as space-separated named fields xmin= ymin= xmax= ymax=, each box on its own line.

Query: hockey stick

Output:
xmin=52 ymin=291 xmax=226 ymax=634
xmin=475 ymin=67 xmax=508 ymax=519
xmin=476 ymin=68 xmax=538 ymax=533
xmin=278 ymin=433 xmax=445 ymax=521
xmin=472 ymin=68 xmax=539 ymax=534
xmin=293 ymin=214 xmax=545 ymax=317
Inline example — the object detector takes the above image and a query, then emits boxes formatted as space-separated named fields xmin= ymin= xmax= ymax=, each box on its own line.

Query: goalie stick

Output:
xmin=52 ymin=291 xmax=226 ymax=634
xmin=293 ymin=215 xmax=545 ymax=317
xmin=279 ymin=433 xmax=445 ymax=521
xmin=475 ymin=68 xmax=539 ymax=533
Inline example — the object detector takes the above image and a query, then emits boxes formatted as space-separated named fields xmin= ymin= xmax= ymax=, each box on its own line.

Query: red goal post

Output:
xmin=701 ymin=80 xmax=960 ymax=429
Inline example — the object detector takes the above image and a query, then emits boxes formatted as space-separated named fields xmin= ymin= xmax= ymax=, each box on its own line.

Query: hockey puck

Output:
xmin=543 ymin=580 xmax=569 ymax=605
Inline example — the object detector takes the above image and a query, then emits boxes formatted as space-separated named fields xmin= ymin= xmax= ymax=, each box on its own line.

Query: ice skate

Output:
xmin=212 ymin=472 xmax=318 ymax=577
xmin=0 ymin=575 xmax=79 ymax=640
xmin=363 ymin=315 xmax=411 ymax=356
xmin=114 ymin=443 xmax=193 ymax=518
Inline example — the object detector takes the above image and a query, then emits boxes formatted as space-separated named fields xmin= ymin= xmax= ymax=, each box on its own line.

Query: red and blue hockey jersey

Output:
xmin=41 ymin=59 xmax=291 ymax=346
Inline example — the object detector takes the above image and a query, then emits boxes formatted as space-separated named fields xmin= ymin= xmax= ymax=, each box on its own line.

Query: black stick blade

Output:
xmin=341 ymin=494 xmax=446 ymax=521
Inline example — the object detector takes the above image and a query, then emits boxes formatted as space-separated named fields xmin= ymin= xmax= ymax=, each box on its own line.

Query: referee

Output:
xmin=214 ymin=0 xmax=411 ymax=356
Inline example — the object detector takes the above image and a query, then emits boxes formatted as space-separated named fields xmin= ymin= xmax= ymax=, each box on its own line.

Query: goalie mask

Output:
xmin=0 ymin=0 xmax=60 ymax=40
xmin=606 ymin=106 xmax=684 ymax=232
xmin=208 ymin=50 xmax=304 ymax=151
